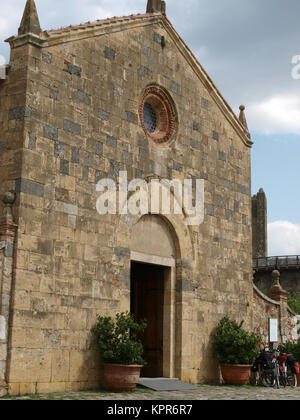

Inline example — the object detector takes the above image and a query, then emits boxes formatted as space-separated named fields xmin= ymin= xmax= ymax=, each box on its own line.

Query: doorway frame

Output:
xmin=131 ymin=251 xmax=176 ymax=378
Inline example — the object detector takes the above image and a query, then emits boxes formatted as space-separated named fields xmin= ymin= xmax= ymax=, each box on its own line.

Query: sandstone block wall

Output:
xmin=1 ymin=14 xmax=254 ymax=393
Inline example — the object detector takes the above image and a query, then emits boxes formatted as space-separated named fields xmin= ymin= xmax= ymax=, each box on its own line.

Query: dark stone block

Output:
xmin=15 ymin=178 xmax=44 ymax=197
xmin=4 ymin=243 xmax=14 ymax=258
xmin=173 ymin=161 xmax=183 ymax=172
xmin=138 ymin=65 xmax=149 ymax=77
xmin=42 ymin=52 xmax=52 ymax=64
xmin=242 ymin=214 xmax=247 ymax=225
xmin=225 ymin=180 xmax=233 ymax=190
xmin=206 ymin=204 xmax=214 ymax=216
xmin=176 ymin=279 xmax=193 ymax=292
xmin=113 ymin=84 xmax=124 ymax=96
xmin=98 ymin=109 xmax=110 ymax=121
xmin=44 ymin=124 xmax=58 ymax=141
xmin=54 ymin=142 xmax=64 ymax=158
xmin=106 ymin=135 xmax=117 ymax=148
xmin=136 ymin=169 xmax=143 ymax=178
xmin=193 ymin=122 xmax=200 ymax=132
xmin=149 ymin=160 xmax=155 ymax=173
xmin=109 ymin=160 xmax=119 ymax=178
xmin=139 ymin=147 xmax=147 ymax=159
xmin=201 ymin=98 xmax=208 ymax=109
xmin=96 ymin=141 xmax=103 ymax=156
xmin=104 ymin=46 xmax=115 ymax=61
xmin=126 ymin=111 xmax=135 ymax=123
xmin=153 ymin=32 xmax=162 ymax=44
xmin=28 ymin=133 xmax=36 ymax=150
xmin=71 ymin=147 xmax=80 ymax=163
xmin=82 ymin=166 xmax=89 ymax=181
xmin=118 ymin=270 xmax=130 ymax=288
xmin=213 ymin=131 xmax=219 ymax=141
xmin=60 ymin=159 xmax=69 ymax=175
xmin=85 ymin=152 xmax=94 ymax=168
xmin=95 ymin=170 xmax=103 ymax=184
xmin=217 ymin=195 xmax=226 ymax=209
xmin=122 ymin=151 xmax=133 ymax=166
xmin=226 ymin=209 xmax=233 ymax=221
xmin=78 ymin=90 xmax=91 ymax=105
xmin=238 ymin=184 xmax=250 ymax=195
xmin=171 ymin=81 xmax=180 ymax=95
xmin=202 ymin=152 xmax=207 ymax=161
xmin=50 ymin=89 xmax=57 ymax=100
xmin=234 ymin=200 xmax=240 ymax=213
xmin=67 ymin=63 xmax=81 ymax=77
xmin=219 ymin=151 xmax=226 ymax=161
xmin=9 ymin=106 xmax=32 ymax=120
xmin=114 ymin=246 xmax=130 ymax=258
xmin=64 ymin=120 xmax=81 ymax=135
xmin=200 ymin=172 xmax=208 ymax=180
xmin=190 ymin=139 xmax=200 ymax=150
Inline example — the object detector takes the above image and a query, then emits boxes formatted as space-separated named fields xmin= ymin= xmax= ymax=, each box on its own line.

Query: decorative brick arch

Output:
xmin=139 ymin=85 xmax=177 ymax=145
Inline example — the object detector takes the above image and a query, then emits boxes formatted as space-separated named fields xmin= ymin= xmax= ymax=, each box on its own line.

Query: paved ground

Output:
xmin=1 ymin=384 xmax=300 ymax=400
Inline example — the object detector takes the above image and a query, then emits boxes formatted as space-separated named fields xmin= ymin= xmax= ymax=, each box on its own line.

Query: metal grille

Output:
xmin=143 ymin=103 xmax=157 ymax=133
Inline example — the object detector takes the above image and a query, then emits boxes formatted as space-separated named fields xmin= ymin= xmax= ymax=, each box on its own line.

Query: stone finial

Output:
xmin=0 ymin=192 xmax=16 ymax=223
xmin=272 ymin=270 xmax=281 ymax=286
xmin=18 ymin=0 xmax=42 ymax=36
xmin=268 ymin=270 xmax=288 ymax=302
xmin=147 ymin=0 xmax=166 ymax=14
xmin=239 ymin=105 xmax=249 ymax=131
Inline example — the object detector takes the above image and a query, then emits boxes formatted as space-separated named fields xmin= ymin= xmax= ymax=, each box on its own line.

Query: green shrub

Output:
xmin=213 ymin=316 xmax=261 ymax=365
xmin=285 ymin=340 xmax=300 ymax=362
xmin=93 ymin=312 xmax=147 ymax=365
xmin=287 ymin=292 xmax=300 ymax=315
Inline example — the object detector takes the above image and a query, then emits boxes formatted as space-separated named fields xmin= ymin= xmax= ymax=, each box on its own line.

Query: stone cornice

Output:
xmin=253 ymin=284 xmax=280 ymax=306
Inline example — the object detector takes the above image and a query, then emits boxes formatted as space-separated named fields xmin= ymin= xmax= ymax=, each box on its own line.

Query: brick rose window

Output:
xmin=140 ymin=86 xmax=176 ymax=144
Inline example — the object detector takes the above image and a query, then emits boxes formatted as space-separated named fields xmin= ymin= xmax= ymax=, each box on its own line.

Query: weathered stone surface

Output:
xmin=0 ymin=5 xmax=264 ymax=395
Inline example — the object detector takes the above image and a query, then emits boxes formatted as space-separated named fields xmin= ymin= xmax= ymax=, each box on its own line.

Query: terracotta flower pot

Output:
xmin=103 ymin=363 xmax=143 ymax=392
xmin=220 ymin=363 xmax=252 ymax=386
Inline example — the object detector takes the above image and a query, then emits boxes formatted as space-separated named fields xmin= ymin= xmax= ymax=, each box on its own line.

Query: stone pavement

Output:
xmin=1 ymin=385 xmax=300 ymax=400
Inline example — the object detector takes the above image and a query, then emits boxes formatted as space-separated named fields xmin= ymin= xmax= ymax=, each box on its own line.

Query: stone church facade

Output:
xmin=0 ymin=0 xmax=258 ymax=394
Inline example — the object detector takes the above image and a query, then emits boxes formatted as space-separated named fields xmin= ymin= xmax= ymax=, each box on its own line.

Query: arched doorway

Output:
xmin=130 ymin=215 xmax=178 ymax=378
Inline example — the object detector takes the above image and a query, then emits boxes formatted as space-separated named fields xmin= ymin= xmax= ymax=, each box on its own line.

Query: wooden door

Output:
xmin=131 ymin=262 xmax=164 ymax=377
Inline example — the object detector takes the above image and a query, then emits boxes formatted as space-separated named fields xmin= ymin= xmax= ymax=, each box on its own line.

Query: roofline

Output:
xmin=5 ymin=12 xmax=253 ymax=148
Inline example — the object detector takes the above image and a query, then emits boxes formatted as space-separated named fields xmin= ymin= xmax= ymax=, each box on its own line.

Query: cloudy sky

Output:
xmin=1 ymin=0 xmax=300 ymax=256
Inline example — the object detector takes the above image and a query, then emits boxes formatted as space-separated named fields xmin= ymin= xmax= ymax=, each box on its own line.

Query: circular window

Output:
xmin=143 ymin=103 xmax=157 ymax=133
xmin=140 ymin=86 xmax=176 ymax=144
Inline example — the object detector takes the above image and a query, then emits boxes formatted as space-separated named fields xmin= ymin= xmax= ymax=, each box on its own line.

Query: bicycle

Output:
xmin=273 ymin=346 xmax=298 ymax=389
xmin=250 ymin=348 xmax=276 ymax=387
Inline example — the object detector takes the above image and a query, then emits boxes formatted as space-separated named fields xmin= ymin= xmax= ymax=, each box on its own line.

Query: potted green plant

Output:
xmin=213 ymin=316 xmax=261 ymax=385
xmin=93 ymin=312 xmax=147 ymax=392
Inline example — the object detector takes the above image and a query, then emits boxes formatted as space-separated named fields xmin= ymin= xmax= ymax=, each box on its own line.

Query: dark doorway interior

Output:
xmin=131 ymin=261 xmax=166 ymax=378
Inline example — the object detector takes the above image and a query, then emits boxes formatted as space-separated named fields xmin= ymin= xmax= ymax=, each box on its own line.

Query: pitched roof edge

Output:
xmin=162 ymin=16 xmax=253 ymax=148
xmin=6 ymin=11 xmax=253 ymax=148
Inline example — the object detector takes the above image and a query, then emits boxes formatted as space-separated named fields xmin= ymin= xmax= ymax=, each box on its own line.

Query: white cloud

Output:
xmin=247 ymin=95 xmax=300 ymax=135
xmin=268 ymin=221 xmax=300 ymax=256
xmin=0 ymin=55 xmax=5 ymax=66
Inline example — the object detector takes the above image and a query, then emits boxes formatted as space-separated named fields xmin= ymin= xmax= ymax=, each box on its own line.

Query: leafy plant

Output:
xmin=287 ymin=292 xmax=300 ymax=315
xmin=93 ymin=312 xmax=147 ymax=365
xmin=285 ymin=340 xmax=300 ymax=362
xmin=213 ymin=316 xmax=261 ymax=365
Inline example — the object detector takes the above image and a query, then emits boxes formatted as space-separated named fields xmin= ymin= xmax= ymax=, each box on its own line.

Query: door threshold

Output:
xmin=139 ymin=378 xmax=199 ymax=391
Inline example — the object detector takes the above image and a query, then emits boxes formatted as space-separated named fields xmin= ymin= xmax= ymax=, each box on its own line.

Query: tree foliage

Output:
xmin=213 ymin=316 xmax=261 ymax=365
xmin=93 ymin=312 xmax=147 ymax=365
